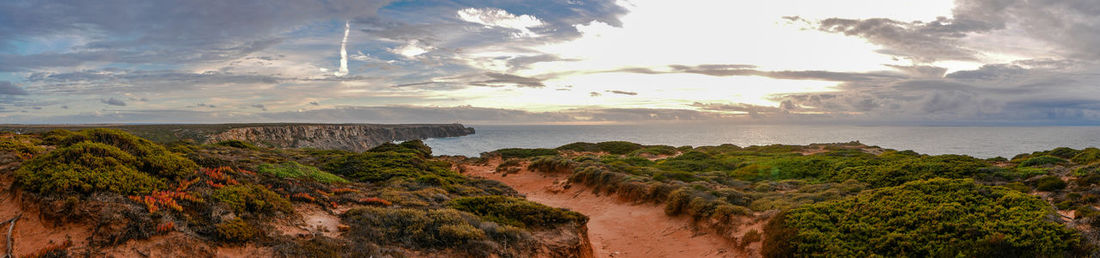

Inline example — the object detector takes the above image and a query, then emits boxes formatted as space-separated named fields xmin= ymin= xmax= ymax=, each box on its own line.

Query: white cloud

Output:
xmin=457 ymin=8 xmax=546 ymax=38
xmin=390 ymin=40 xmax=433 ymax=58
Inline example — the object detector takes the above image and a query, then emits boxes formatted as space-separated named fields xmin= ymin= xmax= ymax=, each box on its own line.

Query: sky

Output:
xmin=1 ymin=0 xmax=1099 ymax=125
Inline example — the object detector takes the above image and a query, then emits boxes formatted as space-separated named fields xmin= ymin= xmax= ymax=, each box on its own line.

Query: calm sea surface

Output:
xmin=424 ymin=124 xmax=1100 ymax=158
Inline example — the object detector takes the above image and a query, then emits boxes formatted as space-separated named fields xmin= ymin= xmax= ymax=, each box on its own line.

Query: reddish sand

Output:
xmin=464 ymin=160 xmax=739 ymax=258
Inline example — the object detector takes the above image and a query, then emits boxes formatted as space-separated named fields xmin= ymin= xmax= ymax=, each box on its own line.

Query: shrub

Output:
xmin=1072 ymin=148 xmax=1100 ymax=164
xmin=595 ymin=141 xmax=644 ymax=155
xmin=556 ymin=142 xmax=601 ymax=152
xmin=1034 ymin=176 xmax=1067 ymax=191
xmin=764 ymin=178 xmax=1082 ymax=257
xmin=629 ymin=145 xmax=678 ymax=157
xmin=212 ymin=184 xmax=293 ymax=216
xmin=449 ymin=195 xmax=587 ymax=228
xmin=1018 ymin=155 xmax=1066 ymax=167
xmin=216 ymin=218 xmax=259 ymax=242
xmin=214 ymin=140 xmax=260 ymax=150
xmin=15 ymin=142 xmax=165 ymax=195
xmin=1048 ymin=147 xmax=1081 ymax=159
xmin=0 ymin=135 xmax=44 ymax=159
xmin=740 ymin=229 xmax=762 ymax=249
xmin=325 ymin=151 xmax=455 ymax=183
xmin=493 ymin=148 xmax=559 ymax=159
xmin=527 ymin=156 xmax=575 ymax=174
xmin=342 ymin=207 xmax=518 ymax=251
xmin=369 ymin=140 xmax=432 ymax=158
xmin=257 ymin=161 xmax=348 ymax=183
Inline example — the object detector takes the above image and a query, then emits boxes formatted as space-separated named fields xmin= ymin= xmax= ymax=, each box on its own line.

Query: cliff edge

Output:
xmin=0 ymin=123 xmax=475 ymax=152
xmin=204 ymin=124 xmax=474 ymax=151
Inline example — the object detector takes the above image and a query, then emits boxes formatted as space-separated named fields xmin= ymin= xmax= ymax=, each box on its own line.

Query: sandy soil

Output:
xmin=0 ymin=172 xmax=92 ymax=257
xmin=464 ymin=159 xmax=739 ymax=258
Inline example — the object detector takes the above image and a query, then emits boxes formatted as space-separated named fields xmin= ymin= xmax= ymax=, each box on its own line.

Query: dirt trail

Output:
xmin=464 ymin=160 xmax=737 ymax=258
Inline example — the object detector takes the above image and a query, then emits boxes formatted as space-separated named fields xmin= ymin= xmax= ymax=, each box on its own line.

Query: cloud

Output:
xmin=469 ymin=72 xmax=544 ymax=87
xmin=0 ymin=81 xmax=28 ymax=95
xmin=605 ymin=90 xmax=637 ymax=96
xmin=251 ymin=104 xmax=268 ymax=111
xmin=0 ymin=1 xmax=390 ymax=66
xmin=458 ymin=8 xmax=545 ymax=37
xmin=589 ymin=92 xmax=601 ymax=97
xmin=811 ymin=17 xmax=991 ymax=62
xmin=101 ymin=98 xmax=127 ymax=106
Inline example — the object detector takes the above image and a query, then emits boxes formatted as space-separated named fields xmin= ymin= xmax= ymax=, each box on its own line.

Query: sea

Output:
xmin=423 ymin=124 xmax=1100 ymax=159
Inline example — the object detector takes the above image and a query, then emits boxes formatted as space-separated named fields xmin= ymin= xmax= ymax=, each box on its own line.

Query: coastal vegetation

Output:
xmin=0 ymin=129 xmax=586 ymax=257
xmin=3 ymin=127 xmax=1100 ymax=257
xmin=479 ymin=141 xmax=1100 ymax=256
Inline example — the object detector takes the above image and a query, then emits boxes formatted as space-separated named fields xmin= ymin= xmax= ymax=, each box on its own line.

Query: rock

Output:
xmin=202 ymin=124 xmax=475 ymax=152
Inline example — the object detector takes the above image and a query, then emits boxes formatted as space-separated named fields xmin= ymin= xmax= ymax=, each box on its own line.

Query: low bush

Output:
xmin=257 ymin=161 xmax=348 ymax=183
xmin=1019 ymin=155 xmax=1066 ymax=167
xmin=629 ymin=145 xmax=678 ymax=156
xmin=492 ymin=148 xmax=559 ymax=159
xmin=214 ymin=140 xmax=260 ymax=150
xmin=527 ymin=156 xmax=575 ymax=174
xmin=342 ymin=207 xmax=534 ymax=254
xmin=0 ymin=134 xmax=44 ymax=159
xmin=15 ymin=142 xmax=165 ymax=195
xmin=324 ymin=151 xmax=455 ymax=183
xmin=368 ymin=140 xmax=432 ymax=158
xmin=216 ymin=218 xmax=259 ymax=242
xmin=1072 ymin=148 xmax=1100 ymax=164
xmin=1035 ymin=176 xmax=1067 ymax=191
xmin=449 ymin=195 xmax=587 ymax=228
xmin=595 ymin=141 xmax=644 ymax=155
xmin=213 ymin=184 xmax=293 ymax=216
xmin=764 ymin=178 xmax=1082 ymax=257
xmin=556 ymin=142 xmax=601 ymax=152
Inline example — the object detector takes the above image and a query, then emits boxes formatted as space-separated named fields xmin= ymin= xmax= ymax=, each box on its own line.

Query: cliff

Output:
xmin=0 ymin=123 xmax=475 ymax=152
xmin=203 ymin=124 xmax=475 ymax=151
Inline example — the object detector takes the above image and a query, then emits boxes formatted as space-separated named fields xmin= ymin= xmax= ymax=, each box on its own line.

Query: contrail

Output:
xmin=335 ymin=20 xmax=350 ymax=77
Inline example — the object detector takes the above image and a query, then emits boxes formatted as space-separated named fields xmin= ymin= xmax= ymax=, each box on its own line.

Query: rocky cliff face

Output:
xmin=204 ymin=124 xmax=474 ymax=152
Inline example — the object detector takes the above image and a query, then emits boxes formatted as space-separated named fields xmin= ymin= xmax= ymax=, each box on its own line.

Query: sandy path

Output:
xmin=464 ymin=161 xmax=736 ymax=258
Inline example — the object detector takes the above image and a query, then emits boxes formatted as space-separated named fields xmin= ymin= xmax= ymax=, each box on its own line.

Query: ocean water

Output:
xmin=424 ymin=124 xmax=1100 ymax=158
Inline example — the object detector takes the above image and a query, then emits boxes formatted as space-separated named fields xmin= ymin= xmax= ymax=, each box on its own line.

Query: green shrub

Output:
xmin=1048 ymin=147 xmax=1081 ymax=159
xmin=1003 ymin=182 xmax=1031 ymax=192
xmin=492 ymin=148 xmax=559 ymax=159
xmin=257 ymin=161 xmax=348 ymax=183
xmin=1072 ymin=148 xmax=1100 ymax=164
xmin=449 ymin=195 xmax=587 ymax=228
xmin=764 ymin=178 xmax=1082 ymax=257
xmin=1019 ymin=155 xmax=1066 ymax=167
xmin=629 ymin=145 xmax=678 ymax=156
xmin=325 ymin=151 xmax=452 ymax=183
xmin=595 ymin=141 xmax=644 ymax=155
xmin=216 ymin=218 xmax=259 ymax=242
xmin=213 ymin=184 xmax=293 ymax=216
xmin=527 ymin=156 xmax=575 ymax=173
xmin=369 ymin=140 xmax=432 ymax=158
xmin=556 ymin=142 xmax=601 ymax=152
xmin=343 ymin=207 xmax=512 ymax=250
xmin=215 ymin=140 xmax=260 ymax=150
xmin=15 ymin=142 xmax=165 ymax=195
xmin=0 ymin=135 xmax=44 ymax=157
xmin=1034 ymin=176 xmax=1067 ymax=191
